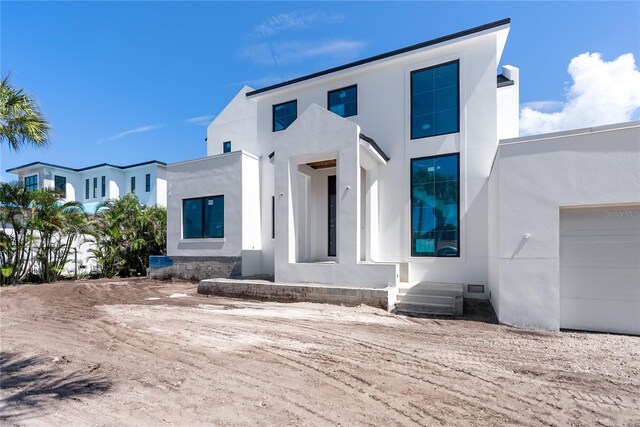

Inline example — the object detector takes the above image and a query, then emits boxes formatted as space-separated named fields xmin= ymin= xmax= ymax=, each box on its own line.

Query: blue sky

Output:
xmin=1 ymin=1 xmax=639 ymax=181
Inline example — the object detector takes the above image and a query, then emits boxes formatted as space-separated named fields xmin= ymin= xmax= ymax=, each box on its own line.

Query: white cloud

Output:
xmin=250 ymin=12 xmax=344 ymax=38
xmin=521 ymin=100 xmax=563 ymax=112
xmin=520 ymin=52 xmax=640 ymax=136
xmin=97 ymin=124 xmax=163 ymax=143
xmin=240 ymin=39 xmax=366 ymax=66
xmin=185 ymin=115 xmax=214 ymax=125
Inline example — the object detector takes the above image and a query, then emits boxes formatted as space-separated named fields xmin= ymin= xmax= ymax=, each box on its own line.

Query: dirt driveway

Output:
xmin=0 ymin=278 xmax=638 ymax=426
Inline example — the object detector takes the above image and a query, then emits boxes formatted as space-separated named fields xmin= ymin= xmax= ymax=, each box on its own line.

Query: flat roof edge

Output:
xmin=6 ymin=160 xmax=166 ymax=174
xmin=500 ymin=121 xmax=640 ymax=146
xmin=246 ymin=18 xmax=510 ymax=98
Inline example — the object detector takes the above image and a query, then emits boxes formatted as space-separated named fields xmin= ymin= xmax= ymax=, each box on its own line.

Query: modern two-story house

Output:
xmin=159 ymin=19 xmax=519 ymax=297
xmin=6 ymin=160 xmax=167 ymax=211
xmin=152 ymin=18 xmax=639 ymax=334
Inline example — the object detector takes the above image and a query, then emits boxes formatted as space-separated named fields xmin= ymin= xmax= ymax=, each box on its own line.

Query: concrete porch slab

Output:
xmin=198 ymin=278 xmax=397 ymax=310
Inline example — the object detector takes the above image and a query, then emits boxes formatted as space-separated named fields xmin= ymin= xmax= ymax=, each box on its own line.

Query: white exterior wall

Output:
xmin=497 ymin=65 xmax=519 ymax=141
xmin=207 ymin=86 xmax=258 ymax=157
xmin=166 ymin=152 xmax=261 ymax=275
xmin=489 ymin=122 xmax=640 ymax=330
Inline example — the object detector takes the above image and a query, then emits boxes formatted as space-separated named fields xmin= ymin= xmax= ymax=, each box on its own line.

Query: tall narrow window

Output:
xmin=24 ymin=175 xmax=38 ymax=191
xmin=85 ymin=179 xmax=90 ymax=199
xmin=411 ymin=153 xmax=460 ymax=257
xmin=272 ymin=100 xmax=297 ymax=131
xmin=411 ymin=60 xmax=459 ymax=139
xmin=328 ymin=85 xmax=357 ymax=117
xmin=223 ymin=141 xmax=231 ymax=153
xmin=93 ymin=177 xmax=97 ymax=198
xmin=54 ymin=175 xmax=66 ymax=197
xmin=328 ymin=175 xmax=337 ymax=257
xmin=145 ymin=174 xmax=151 ymax=192
xmin=101 ymin=176 xmax=106 ymax=197
xmin=271 ymin=196 xmax=275 ymax=239
xmin=182 ymin=196 xmax=224 ymax=239
xmin=131 ymin=176 xmax=136 ymax=193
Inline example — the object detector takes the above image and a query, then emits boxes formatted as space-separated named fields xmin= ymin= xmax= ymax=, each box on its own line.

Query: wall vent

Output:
xmin=467 ymin=284 xmax=485 ymax=294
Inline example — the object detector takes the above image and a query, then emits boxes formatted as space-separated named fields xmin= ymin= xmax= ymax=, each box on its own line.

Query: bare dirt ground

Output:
xmin=0 ymin=278 xmax=638 ymax=426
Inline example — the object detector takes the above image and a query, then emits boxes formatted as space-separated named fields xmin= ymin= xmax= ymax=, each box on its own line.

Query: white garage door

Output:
xmin=560 ymin=206 xmax=640 ymax=335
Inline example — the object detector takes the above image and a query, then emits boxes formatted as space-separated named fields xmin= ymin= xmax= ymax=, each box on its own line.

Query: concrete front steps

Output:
xmin=393 ymin=282 xmax=464 ymax=316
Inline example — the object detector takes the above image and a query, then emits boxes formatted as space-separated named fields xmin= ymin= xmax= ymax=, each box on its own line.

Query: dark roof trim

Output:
xmin=497 ymin=74 xmax=514 ymax=88
xmin=268 ymin=151 xmax=275 ymax=159
xmin=246 ymin=18 xmax=510 ymax=98
xmin=6 ymin=160 xmax=167 ymax=173
xmin=360 ymin=133 xmax=390 ymax=162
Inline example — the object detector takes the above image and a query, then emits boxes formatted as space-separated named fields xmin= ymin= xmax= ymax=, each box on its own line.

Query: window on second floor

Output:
xmin=223 ymin=141 xmax=231 ymax=153
xmin=93 ymin=177 xmax=97 ymax=198
xmin=273 ymin=100 xmax=297 ymax=132
xmin=24 ymin=175 xmax=38 ymax=191
xmin=131 ymin=176 xmax=136 ymax=193
xmin=411 ymin=60 xmax=460 ymax=139
xmin=101 ymin=176 xmax=106 ymax=197
xmin=145 ymin=174 xmax=151 ymax=192
xmin=85 ymin=179 xmax=89 ymax=199
xmin=54 ymin=175 xmax=66 ymax=197
xmin=328 ymin=85 xmax=357 ymax=117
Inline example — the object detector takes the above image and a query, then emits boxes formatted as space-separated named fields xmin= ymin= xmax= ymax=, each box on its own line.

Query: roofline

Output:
xmin=359 ymin=133 xmax=390 ymax=162
xmin=499 ymin=120 xmax=640 ymax=146
xmin=246 ymin=18 xmax=510 ymax=98
xmin=6 ymin=160 xmax=167 ymax=174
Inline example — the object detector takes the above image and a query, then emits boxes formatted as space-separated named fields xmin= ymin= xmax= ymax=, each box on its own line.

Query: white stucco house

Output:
xmin=6 ymin=160 xmax=168 ymax=212
xmin=151 ymin=18 xmax=639 ymax=334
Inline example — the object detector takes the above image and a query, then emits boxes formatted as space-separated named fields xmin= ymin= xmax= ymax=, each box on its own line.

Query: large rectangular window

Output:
xmin=54 ymin=175 xmax=66 ymax=197
xmin=182 ymin=196 xmax=224 ymax=239
xmin=411 ymin=153 xmax=459 ymax=257
xmin=411 ymin=60 xmax=459 ymax=139
xmin=101 ymin=176 xmax=106 ymax=197
xmin=93 ymin=177 xmax=97 ymax=198
xmin=24 ymin=175 xmax=38 ymax=191
xmin=85 ymin=179 xmax=90 ymax=199
xmin=145 ymin=174 xmax=151 ymax=192
xmin=272 ymin=100 xmax=297 ymax=131
xmin=328 ymin=85 xmax=357 ymax=117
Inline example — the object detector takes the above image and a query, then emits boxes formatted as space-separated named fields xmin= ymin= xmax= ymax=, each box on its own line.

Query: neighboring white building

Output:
xmin=6 ymin=160 xmax=168 ymax=212
xmin=5 ymin=160 xmax=168 ymax=276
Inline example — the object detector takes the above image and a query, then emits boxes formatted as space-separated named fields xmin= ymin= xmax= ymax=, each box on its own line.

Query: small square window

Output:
xmin=24 ymin=175 xmax=38 ymax=191
xmin=328 ymin=85 xmax=357 ymax=117
xmin=273 ymin=100 xmax=297 ymax=132
xmin=223 ymin=141 xmax=231 ymax=153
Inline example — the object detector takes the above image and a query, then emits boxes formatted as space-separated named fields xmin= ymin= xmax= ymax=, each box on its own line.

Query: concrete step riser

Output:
xmin=394 ymin=302 xmax=454 ymax=315
xmin=397 ymin=295 xmax=454 ymax=305
xmin=398 ymin=288 xmax=462 ymax=298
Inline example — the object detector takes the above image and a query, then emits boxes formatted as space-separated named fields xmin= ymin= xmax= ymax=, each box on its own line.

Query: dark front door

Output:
xmin=328 ymin=175 xmax=337 ymax=257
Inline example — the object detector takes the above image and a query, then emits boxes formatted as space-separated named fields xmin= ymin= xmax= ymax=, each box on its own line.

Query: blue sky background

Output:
xmin=1 ymin=1 xmax=639 ymax=181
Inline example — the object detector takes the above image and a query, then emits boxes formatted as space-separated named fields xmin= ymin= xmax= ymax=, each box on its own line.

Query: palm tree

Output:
xmin=0 ymin=74 xmax=50 ymax=151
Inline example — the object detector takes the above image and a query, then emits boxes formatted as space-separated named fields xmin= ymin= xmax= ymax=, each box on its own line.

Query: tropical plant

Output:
xmin=89 ymin=193 xmax=166 ymax=277
xmin=30 ymin=190 xmax=91 ymax=283
xmin=0 ymin=182 xmax=38 ymax=285
xmin=0 ymin=74 xmax=50 ymax=151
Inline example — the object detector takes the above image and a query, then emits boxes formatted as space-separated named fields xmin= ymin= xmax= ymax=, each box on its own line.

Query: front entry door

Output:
xmin=328 ymin=175 xmax=337 ymax=257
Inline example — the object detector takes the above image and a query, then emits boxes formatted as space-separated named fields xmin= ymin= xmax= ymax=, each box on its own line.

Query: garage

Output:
xmin=560 ymin=205 xmax=640 ymax=335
